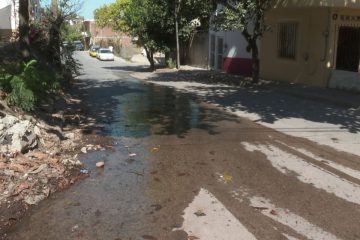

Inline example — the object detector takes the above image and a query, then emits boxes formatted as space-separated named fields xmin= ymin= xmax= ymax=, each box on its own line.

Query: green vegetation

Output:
xmin=0 ymin=0 xmax=82 ymax=111
xmin=94 ymin=0 xmax=216 ymax=70
xmin=0 ymin=60 xmax=60 ymax=111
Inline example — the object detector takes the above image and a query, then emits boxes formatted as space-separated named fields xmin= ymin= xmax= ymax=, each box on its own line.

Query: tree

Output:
xmin=46 ymin=0 xmax=81 ymax=68
xmin=94 ymin=0 xmax=130 ymax=31
xmin=19 ymin=0 xmax=30 ymax=59
xmin=214 ymin=0 xmax=272 ymax=83
xmin=94 ymin=0 xmax=216 ymax=69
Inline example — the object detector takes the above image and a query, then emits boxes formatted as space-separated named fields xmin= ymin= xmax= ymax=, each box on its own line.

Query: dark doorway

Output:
xmin=336 ymin=26 xmax=360 ymax=72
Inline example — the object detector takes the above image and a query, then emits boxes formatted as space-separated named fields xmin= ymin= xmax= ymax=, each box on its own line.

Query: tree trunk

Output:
xmin=19 ymin=0 xmax=30 ymax=60
xmin=48 ymin=17 xmax=62 ymax=69
xmin=250 ymin=40 xmax=260 ymax=83
xmin=144 ymin=47 xmax=155 ymax=71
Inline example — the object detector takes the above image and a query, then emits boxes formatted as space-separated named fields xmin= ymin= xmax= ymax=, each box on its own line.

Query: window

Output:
xmin=278 ymin=22 xmax=298 ymax=59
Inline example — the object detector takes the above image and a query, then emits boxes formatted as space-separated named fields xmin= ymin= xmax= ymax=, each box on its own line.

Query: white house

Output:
xmin=0 ymin=0 xmax=41 ymax=42
xmin=209 ymin=5 xmax=254 ymax=76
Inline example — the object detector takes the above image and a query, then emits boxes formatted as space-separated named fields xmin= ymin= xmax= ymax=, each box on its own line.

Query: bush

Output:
xmin=0 ymin=60 xmax=59 ymax=111
xmin=166 ymin=58 xmax=176 ymax=69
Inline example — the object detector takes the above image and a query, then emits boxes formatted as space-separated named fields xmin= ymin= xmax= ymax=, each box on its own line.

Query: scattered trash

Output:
xmin=71 ymin=225 xmax=79 ymax=232
xmin=80 ymin=147 xmax=87 ymax=154
xmin=96 ymin=161 xmax=105 ymax=168
xmin=270 ymin=209 xmax=277 ymax=215
xmin=79 ymin=169 xmax=89 ymax=174
xmin=129 ymin=153 xmax=137 ymax=157
xmin=223 ymin=172 xmax=233 ymax=183
xmin=150 ymin=146 xmax=160 ymax=153
xmin=194 ymin=209 xmax=206 ymax=217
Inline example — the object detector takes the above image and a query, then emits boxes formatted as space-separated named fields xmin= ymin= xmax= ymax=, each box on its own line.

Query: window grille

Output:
xmin=278 ymin=22 xmax=298 ymax=59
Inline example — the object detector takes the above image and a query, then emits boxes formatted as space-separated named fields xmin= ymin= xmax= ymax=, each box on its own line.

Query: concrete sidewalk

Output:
xmin=131 ymin=67 xmax=360 ymax=156
xmin=273 ymin=83 xmax=360 ymax=108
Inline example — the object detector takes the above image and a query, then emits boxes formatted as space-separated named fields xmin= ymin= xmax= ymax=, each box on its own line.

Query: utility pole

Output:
xmin=175 ymin=0 xmax=181 ymax=69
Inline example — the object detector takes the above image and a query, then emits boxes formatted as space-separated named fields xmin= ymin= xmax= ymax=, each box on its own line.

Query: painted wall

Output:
xmin=260 ymin=7 xmax=331 ymax=86
xmin=210 ymin=30 xmax=253 ymax=75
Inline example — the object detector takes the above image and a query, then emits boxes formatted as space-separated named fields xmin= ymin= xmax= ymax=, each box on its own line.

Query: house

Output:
xmin=83 ymin=20 xmax=132 ymax=47
xmin=209 ymin=29 xmax=252 ymax=75
xmin=0 ymin=0 xmax=41 ymax=42
xmin=0 ymin=0 xmax=18 ymax=42
xmin=261 ymin=0 xmax=360 ymax=91
xmin=210 ymin=1 xmax=360 ymax=91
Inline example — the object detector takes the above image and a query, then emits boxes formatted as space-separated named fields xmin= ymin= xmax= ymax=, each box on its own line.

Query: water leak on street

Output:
xmin=5 ymin=61 xmax=222 ymax=240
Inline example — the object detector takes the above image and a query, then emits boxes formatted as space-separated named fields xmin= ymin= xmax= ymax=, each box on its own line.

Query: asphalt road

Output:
xmin=6 ymin=52 xmax=360 ymax=240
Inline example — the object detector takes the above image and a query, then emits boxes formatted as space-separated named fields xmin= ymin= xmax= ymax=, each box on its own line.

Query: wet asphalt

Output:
xmin=5 ymin=52 xmax=360 ymax=240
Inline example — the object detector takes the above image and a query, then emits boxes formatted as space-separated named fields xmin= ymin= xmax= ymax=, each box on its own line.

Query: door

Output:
xmin=217 ymin=37 xmax=224 ymax=70
xmin=336 ymin=26 xmax=360 ymax=72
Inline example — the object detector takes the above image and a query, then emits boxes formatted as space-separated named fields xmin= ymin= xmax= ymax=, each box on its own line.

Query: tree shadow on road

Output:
xmin=140 ymin=69 xmax=360 ymax=134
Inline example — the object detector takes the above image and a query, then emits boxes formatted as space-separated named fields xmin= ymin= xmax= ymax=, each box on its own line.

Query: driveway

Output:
xmin=5 ymin=52 xmax=360 ymax=240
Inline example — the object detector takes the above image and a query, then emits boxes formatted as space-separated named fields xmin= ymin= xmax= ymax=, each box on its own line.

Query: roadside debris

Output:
xmin=80 ymin=147 xmax=87 ymax=154
xmin=150 ymin=146 xmax=160 ymax=153
xmin=223 ymin=172 xmax=233 ymax=183
xmin=0 ymin=107 xmax=85 ymax=232
xmin=194 ymin=209 xmax=206 ymax=217
xmin=216 ymin=172 xmax=233 ymax=183
xmin=79 ymin=169 xmax=89 ymax=174
xmin=96 ymin=161 xmax=105 ymax=168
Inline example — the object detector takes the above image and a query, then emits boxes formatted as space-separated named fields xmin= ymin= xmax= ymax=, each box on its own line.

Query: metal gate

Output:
xmin=336 ymin=26 xmax=360 ymax=72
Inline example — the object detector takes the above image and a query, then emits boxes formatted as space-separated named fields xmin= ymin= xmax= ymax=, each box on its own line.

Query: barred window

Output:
xmin=278 ymin=22 xmax=298 ymax=59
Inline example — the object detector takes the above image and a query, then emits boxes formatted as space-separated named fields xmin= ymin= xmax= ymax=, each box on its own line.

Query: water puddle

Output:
xmin=6 ymin=69 xmax=215 ymax=239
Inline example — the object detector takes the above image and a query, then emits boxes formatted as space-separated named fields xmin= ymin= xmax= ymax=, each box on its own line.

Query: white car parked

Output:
xmin=96 ymin=48 xmax=114 ymax=61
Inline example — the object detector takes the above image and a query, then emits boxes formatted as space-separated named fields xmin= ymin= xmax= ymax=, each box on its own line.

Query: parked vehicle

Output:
xmin=89 ymin=46 xmax=100 ymax=57
xmin=73 ymin=41 xmax=84 ymax=51
xmin=96 ymin=48 xmax=114 ymax=61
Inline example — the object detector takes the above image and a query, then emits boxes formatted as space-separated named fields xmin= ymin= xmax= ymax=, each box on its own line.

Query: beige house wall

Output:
xmin=261 ymin=2 xmax=360 ymax=90
xmin=260 ymin=7 xmax=332 ymax=86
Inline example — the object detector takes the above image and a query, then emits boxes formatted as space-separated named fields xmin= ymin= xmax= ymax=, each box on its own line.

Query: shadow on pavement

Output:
xmin=138 ymin=69 xmax=360 ymax=134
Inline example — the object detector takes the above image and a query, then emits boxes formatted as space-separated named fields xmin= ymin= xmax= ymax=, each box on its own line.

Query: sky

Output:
xmin=42 ymin=0 xmax=115 ymax=20
xmin=78 ymin=0 xmax=115 ymax=19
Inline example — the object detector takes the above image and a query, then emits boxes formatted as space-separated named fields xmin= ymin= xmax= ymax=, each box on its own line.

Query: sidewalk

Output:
xmin=131 ymin=66 xmax=360 ymax=156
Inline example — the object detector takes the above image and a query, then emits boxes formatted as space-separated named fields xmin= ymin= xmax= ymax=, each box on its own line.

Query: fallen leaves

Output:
xmin=194 ymin=209 xmax=206 ymax=217
xmin=223 ymin=172 xmax=233 ymax=183
xmin=150 ymin=145 xmax=160 ymax=153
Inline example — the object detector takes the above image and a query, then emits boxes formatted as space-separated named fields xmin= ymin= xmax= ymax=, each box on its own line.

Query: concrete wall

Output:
xmin=0 ymin=5 xmax=12 ymax=30
xmin=186 ymin=31 xmax=209 ymax=68
xmin=210 ymin=30 xmax=253 ymax=75
xmin=260 ymin=7 xmax=332 ymax=86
